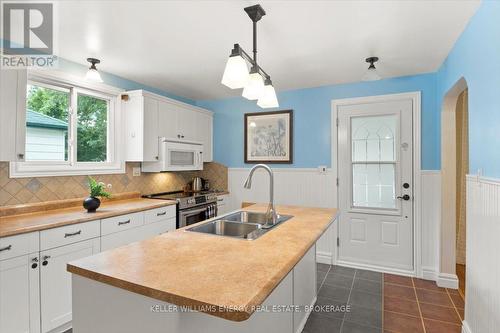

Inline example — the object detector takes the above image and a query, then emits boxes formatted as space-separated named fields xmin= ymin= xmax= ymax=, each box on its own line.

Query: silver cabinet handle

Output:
xmin=156 ymin=211 xmax=167 ymax=216
xmin=64 ymin=230 xmax=82 ymax=238
xmin=217 ymin=199 xmax=223 ymax=202
xmin=0 ymin=245 xmax=12 ymax=252
xmin=118 ymin=219 xmax=131 ymax=226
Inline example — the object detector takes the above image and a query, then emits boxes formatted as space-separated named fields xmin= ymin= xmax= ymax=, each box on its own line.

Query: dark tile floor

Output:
xmin=304 ymin=263 xmax=465 ymax=333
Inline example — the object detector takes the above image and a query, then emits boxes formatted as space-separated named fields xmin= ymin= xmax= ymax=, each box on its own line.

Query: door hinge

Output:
xmin=336 ymin=118 xmax=339 ymax=127
xmin=337 ymin=237 xmax=340 ymax=247
xmin=336 ymin=178 xmax=339 ymax=186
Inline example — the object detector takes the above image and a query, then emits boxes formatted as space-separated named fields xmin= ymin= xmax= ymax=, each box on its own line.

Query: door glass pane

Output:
xmin=170 ymin=151 xmax=194 ymax=165
xmin=25 ymin=84 xmax=69 ymax=161
xmin=351 ymin=114 xmax=397 ymax=209
xmin=77 ymin=94 xmax=108 ymax=162
xmin=352 ymin=115 xmax=396 ymax=162
xmin=352 ymin=164 xmax=396 ymax=208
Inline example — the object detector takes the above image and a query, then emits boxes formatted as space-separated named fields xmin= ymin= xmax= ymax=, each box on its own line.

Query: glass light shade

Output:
xmin=257 ymin=84 xmax=279 ymax=108
xmin=221 ymin=55 xmax=249 ymax=89
xmin=85 ymin=68 xmax=103 ymax=82
xmin=362 ymin=67 xmax=381 ymax=81
xmin=242 ymin=72 xmax=265 ymax=100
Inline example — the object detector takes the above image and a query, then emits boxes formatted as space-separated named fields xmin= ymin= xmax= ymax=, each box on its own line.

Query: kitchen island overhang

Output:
xmin=67 ymin=204 xmax=338 ymax=332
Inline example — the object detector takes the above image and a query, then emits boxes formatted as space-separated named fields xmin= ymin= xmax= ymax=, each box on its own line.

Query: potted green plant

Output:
xmin=83 ymin=177 xmax=112 ymax=213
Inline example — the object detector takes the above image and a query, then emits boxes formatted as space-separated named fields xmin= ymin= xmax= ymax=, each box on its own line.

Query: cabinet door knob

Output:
xmin=397 ymin=194 xmax=411 ymax=201
xmin=17 ymin=153 xmax=25 ymax=160
xmin=31 ymin=257 xmax=39 ymax=269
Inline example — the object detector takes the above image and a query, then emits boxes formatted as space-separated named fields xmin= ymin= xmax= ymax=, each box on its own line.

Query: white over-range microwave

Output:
xmin=142 ymin=138 xmax=204 ymax=172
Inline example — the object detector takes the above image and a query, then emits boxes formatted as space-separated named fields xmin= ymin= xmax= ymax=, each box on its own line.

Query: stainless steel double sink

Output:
xmin=186 ymin=211 xmax=293 ymax=240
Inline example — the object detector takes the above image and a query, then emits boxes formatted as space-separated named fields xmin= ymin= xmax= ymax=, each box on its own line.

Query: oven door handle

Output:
xmin=181 ymin=206 xmax=209 ymax=217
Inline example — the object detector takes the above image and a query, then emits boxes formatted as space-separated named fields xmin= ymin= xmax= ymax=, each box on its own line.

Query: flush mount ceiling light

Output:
xmin=362 ymin=56 xmax=381 ymax=81
xmin=221 ymin=4 xmax=278 ymax=108
xmin=85 ymin=57 xmax=103 ymax=83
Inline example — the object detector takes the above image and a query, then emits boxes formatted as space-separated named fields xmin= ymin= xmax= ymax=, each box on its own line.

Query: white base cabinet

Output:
xmin=72 ymin=245 xmax=317 ymax=333
xmin=40 ymin=238 xmax=100 ymax=333
xmin=0 ymin=205 xmax=177 ymax=333
xmin=0 ymin=254 xmax=41 ymax=333
xmin=216 ymin=194 xmax=230 ymax=216
xmin=101 ymin=217 xmax=175 ymax=251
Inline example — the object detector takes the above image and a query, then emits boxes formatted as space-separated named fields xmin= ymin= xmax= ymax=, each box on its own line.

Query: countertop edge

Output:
xmin=0 ymin=199 xmax=177 ymax=238
xmin=67 ymin=210 xmax=339 ymax=322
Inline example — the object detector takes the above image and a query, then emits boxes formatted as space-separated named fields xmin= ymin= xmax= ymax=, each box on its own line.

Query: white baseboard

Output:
xmin=295 ymin=296 xmax=317 ymax=333
xmin=462 ymin=320 xmax=472 ymax=333
xmin=336 ymin=260 xmax=415 ymax=277
xmin=437 ymin=272 xmax=459 ymax=289
xmin=316 ymin=252 xmax=333 ymax=265
xmin=421 ymin=266 xmax=438 ymax=281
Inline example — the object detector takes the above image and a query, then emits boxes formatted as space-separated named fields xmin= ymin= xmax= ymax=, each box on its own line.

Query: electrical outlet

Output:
xmin=132 ymin=167 xmax=141 ymax=177
xmin=318 ymin=165 xmax=327 ymax=174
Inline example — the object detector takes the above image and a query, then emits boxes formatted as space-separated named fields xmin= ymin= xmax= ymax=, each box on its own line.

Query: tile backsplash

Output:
xmin=0 ymin=162 xmax=227 ymax=206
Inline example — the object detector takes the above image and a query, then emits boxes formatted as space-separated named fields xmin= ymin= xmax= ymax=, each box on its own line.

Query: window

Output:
xmin=351 ymin=115 xmax=397 ymax=209
xmin=11 ymin=72 xmax=124 ymax=177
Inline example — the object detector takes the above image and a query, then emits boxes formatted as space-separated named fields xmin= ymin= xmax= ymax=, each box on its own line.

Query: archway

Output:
xmin=440 ymin=77 xmax=468 ymax=293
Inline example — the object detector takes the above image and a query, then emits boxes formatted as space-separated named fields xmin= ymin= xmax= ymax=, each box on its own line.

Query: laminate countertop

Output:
xmin=67 ymin=204 xmax=338 ymax=322
xmin=0 ymin=198 xmax=176 ymax=237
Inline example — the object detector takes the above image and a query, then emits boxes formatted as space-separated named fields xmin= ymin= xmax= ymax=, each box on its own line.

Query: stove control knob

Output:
xmin=188 ymin=198 xmax=195 ymax=204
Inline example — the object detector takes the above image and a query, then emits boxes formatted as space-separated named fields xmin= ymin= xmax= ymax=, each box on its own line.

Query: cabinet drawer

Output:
xmin=0 ymin=232 xmax=39 ymax=261
xmin=143 ymin=217 xmax=176 ymax=235
xmin=40 ymin=221 xmax=100 ymax=251
xmin=217 ymin=195 xmax=228 ymax=206
xmin=144 ymin=205 xmax=176 ymax=224
xmin=101 ymin=212 xmax=144 ymax=236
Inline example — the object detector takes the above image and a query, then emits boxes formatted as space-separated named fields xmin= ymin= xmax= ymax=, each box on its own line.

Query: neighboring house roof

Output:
xmin=26 ymin=110 xmax=68 ymax=130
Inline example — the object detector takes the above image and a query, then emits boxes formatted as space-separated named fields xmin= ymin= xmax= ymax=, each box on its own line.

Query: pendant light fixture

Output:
xmin=85 ymin=58 xmax=103 ymax=83
xmin=362 ymin=56 xmax=381 ymax=81
xmin=221 ymin=4 xmax=278 ymax=108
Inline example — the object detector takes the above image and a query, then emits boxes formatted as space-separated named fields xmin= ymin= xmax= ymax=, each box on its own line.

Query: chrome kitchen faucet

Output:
xmin=243 ymin=164 xmax=278 ymax=228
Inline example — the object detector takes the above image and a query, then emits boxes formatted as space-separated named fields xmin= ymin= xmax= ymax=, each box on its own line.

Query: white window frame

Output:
xmin=10 ymin=70 xmax=125 ymax=177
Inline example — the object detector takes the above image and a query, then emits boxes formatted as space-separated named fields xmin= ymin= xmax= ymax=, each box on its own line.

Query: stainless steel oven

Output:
xmin=143 ymin=191 xmax=218 ymax=229
xmin=179 ymin=203 xmax=217 ymax=228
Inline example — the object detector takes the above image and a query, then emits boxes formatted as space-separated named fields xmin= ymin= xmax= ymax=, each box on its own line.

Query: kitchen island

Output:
xmin=67 ymin=204 xmax=338 ymax=333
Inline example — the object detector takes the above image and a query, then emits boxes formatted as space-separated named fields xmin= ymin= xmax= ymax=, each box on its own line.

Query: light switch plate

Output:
xmin=132 ymin=167 xmax=141 ymax=177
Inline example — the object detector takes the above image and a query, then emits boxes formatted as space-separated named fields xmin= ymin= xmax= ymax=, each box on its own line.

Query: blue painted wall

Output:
xmin=198 ymin=73 xmax=439 ymax=169
xmin=436 ymin=0 xmax=500 ymax=178
xmin=58 ymin=58 xmax=196 ymax=105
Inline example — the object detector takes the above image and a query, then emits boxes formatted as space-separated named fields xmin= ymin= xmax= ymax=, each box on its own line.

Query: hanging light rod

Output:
xmin=221 ymin=4 xmax=278 ymax=108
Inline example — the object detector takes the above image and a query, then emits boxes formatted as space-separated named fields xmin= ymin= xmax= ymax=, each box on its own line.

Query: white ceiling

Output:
xmin=56 ymin=0 xmax=480 ymax=100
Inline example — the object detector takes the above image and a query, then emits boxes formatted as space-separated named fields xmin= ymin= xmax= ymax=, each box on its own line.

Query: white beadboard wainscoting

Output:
xmin=421 ymin=171 xmax=442 ymax=280
xmin=227 ymin=168 xmax=441 ymax=274
xmin=463 ymin=175 xmax=500 ymax=333
xmin=227 ymin=168 xmax=337 ymax=264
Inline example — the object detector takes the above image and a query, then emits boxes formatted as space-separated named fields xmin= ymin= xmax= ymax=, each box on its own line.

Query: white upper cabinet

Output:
xmin=122 ymin=91 xmax=159 ymax=162
xmin=158 ymin=100 xmax=178 ymax=140
xmin=123 ymin=90 xmax=213 ymax=163
xmin=196 ymin=111 xmax=213 ymax=162
xmin=0 ymin=69 xmax=27 ymax=162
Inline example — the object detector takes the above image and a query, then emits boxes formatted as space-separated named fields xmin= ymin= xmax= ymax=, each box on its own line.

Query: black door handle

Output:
xmin=397 ymin=194 xmax=411 ymax=201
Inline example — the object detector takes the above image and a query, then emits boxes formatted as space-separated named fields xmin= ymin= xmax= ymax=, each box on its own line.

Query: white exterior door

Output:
xmin=337 ymin=99 xmax=414 ymax=271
